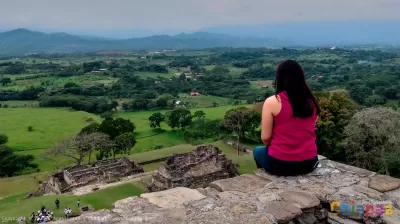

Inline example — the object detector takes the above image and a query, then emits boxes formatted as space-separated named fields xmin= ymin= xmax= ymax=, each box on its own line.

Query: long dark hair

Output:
xmin=275 ymin=60 xmax=320 ymax=118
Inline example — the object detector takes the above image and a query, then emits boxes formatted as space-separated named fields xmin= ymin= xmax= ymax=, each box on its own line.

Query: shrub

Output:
xmin=27 ymin=126 xmax=33 ymax=132
xmin=153 ymin=145 xmax=164 ymax=150
xmin=0 ymin=133 xmax=8 ymax=145
xmin=342 ymin=107 xmax=400 ymax=177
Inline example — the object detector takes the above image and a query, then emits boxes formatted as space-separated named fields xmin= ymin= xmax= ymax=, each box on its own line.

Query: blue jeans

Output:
xmin=253 ymin=146 xmax=319 ymax=176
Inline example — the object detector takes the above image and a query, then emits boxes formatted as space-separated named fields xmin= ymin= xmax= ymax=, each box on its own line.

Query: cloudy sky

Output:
xmin=0 ymin=0 xmax=399 ymax=31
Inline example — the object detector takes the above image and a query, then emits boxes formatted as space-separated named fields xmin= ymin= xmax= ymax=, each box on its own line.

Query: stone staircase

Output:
xmin=55 ymin=157 xmax=400 ymax=224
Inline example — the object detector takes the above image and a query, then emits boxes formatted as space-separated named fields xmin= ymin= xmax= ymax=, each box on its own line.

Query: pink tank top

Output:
xmin=268 ymin=91 xmax=318 ymax=161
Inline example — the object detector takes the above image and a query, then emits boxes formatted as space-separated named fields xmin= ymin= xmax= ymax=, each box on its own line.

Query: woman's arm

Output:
xmin=261 ymin=97 xmax=275 ymax=146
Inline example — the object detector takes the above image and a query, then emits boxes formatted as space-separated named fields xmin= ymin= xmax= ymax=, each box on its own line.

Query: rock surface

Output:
xmin=368 ymin=175 xmax=400 ymax=193
xmin=56 ymin=156 xmax=400 ymax=224
xmin=147 ymin=145 xmax=239 ymax=192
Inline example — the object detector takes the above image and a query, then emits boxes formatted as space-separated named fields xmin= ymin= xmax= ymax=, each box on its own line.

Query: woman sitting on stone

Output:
xmin=253 ymin=60 xmax=320 ymax=176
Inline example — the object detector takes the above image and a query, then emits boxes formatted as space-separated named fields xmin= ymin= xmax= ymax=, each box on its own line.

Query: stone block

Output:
xmin=352 ymin=185 xmax=383 ymax=200
xmin=263 ymin=201 xmax=302 ymax=223
xmin=329 ymin=161 xmax=376 ymax=177
xmin=295 ymin=212 xmax=318 ymax=224
xmin=141 ymin=187 xmax=206 ymax=208
xmin=314 ymin=209 xmax=328 ymax=220
xmin=327 ymin=213 xmax=360 ymax=224
xmin=278 ymin=191 xmax=320 ymax=209
xmin=257 ymin=193 xmax=282 ymax=203
xmin=369 ymin=175 xmax=400 ymax=193
xmin=218 ymin=191 xmax=248 ymax=201
xmin=209 ymin=174 xmax=271 ymax=192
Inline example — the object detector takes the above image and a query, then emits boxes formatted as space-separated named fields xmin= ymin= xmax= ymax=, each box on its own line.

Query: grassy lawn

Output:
xmin=117 ymin=105 xmax=245 ymax=152
xmin=0 ymin=105 xmax=244 ymax=174
xmin=250 ymin=80 xmax=274 ymax=89
xmin=0 ymin=182 xmax=145 ymax=223
xmin=0 ymin=100 xmax=39 ymax=107
xmin=0 ymin=173 xmax=50 ymax=198
xmin=0 ymin=75 xmax=118 ymax=91
xmin=177 ymin=94 xmax=244 ymax=108
xmin=0 ymin=108 xmax=101 ymax=151
xmin=0 ymin=141 xmax=255 ymax=223
xmin=134 ymin=71 xmax=175 ymax=78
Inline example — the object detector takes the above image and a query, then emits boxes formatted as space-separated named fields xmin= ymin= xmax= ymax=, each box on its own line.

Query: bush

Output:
xmin=0 ymin=133 xmax=8 ymax=145
xmin=153 ymin=145 xmax=164 ymax=150
xmin=342 ymin=107 xmax=400 ymax=177
xmin=27 ymin=126 xmax=33 ymax=132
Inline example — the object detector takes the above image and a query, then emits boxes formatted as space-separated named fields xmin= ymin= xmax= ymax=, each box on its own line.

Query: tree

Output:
xmin=113 ymin=133 xmax=137 ymax=158
xmin=99 ymin=117 xmax=135 ymax=140
xmin=222 ymin=107 xmax=261 ymax=155
xmin=179 ymin=73 xmax=186 ymax=81
xmin=342 ymin=108 xmax=400 ymax=176
xmin=364 ymin=95 xmax=386 ymax=107
xmin=165 ymin=108 xmax=192 ymax=130
xmin=64 ymin=82 xmax=79 ymax=88
xmin=183 ymin=119 xmax=224 ymax=143
xmin=211 ymin=65 xmax=230 ymax=75
xmin=348 ymin=84 xmax=373 ymax=104
xmin=48 ymin=132 xmax=111 ymax=165
xmin=193 ymin=110 xmax=206 ymax=120
xmin=0 ymin=78 xmax=11 ymax=86
xmin=149 ymin=112 xmax=165 ymax=128
xmin=0 ymin=133 xmax=8 ymax=145
xmin=0 ymin=145 xmax=38 ymax=177
xmin=80 ymin=123 xmax=101 ymax=134
xmin=315 ymin=92 xmax=357 ymax=160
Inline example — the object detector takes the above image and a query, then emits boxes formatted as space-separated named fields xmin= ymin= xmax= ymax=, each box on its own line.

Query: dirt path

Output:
xmin=71 ymin=171 xmax=155 ymax=196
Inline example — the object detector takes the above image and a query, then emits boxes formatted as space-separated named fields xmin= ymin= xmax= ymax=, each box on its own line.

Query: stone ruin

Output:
xmin=146 ymin=145 xmax=239 ymax=192
xmin=56 ymin=155 xmax=400 ymax=224
xmin=37 ymin=157 xmax=143 ymax=195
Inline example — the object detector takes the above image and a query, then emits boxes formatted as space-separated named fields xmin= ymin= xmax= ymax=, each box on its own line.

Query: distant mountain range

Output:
xmin=201 ymin=21 xmax=400 ymax=46
xmin=0 ymin=29 xmax=288 ymax=56
xmin=1 ymin=21 xmax=399 ymax=56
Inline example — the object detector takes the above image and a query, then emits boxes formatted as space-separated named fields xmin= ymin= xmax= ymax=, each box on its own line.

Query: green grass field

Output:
xmin=0 ymin=74 xmax=118 ymax=91
xmin=0 ymin=105 xmax=245 ymax=173
xmin=0 ymin=100 xmax=39 ymax=107
xmin=177 ymin=94 xmax=244 ymax=108
xmin=0 ymin=182 xmax=145 ymax=223
xmin=0 ymin=140 xmax=255 ymax=223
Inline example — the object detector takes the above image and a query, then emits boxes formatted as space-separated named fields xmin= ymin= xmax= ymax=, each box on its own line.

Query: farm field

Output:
xmin=250 ymin=80 xmax=274 ymax=89
xmin=0 ymin=100 xmax=39 ymax=107
xmin=0 ymin=105 xmax=247 ymax=173
xmin=177 ymin=94 xmax=245 ymax=108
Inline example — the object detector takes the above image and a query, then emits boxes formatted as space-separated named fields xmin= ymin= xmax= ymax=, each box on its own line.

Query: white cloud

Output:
xmin=0 ymin=0 xmax=398 ymax=29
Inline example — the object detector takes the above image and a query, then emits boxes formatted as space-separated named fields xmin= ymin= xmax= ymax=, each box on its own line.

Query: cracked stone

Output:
xmin=369 ymin=175 xmax=400 ymax=193
xmin=258 ymin=193 xmax=282 ymax=203
xmin=352 ymin=185 xmax=383 ymax=200
xmin=279 ymin=191 xmax=320 ymax=209
xmin=210 ymin=174 xmax=271 ymax=192
xmin=218 ymin=191 xmax=248 ymax=201
xmin=141 ymin=187 xmax=206 ymax=208
xmin=263 ymin=201 xmax=302 ymax=223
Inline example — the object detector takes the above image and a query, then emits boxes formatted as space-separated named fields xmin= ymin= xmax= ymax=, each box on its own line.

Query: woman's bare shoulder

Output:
xmin=265 ymin=95 xmax=280 ymax=106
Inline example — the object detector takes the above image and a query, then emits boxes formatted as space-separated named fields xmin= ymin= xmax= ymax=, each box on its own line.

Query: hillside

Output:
xmin=0 ymin=29 xmax=289 ymax=56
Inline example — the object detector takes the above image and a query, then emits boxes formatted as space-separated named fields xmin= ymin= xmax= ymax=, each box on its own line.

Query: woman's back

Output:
xmin=268 ymin=91 xmax=318 ymax=161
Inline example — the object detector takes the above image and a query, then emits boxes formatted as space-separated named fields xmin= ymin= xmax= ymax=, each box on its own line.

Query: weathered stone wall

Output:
xmin=147 ymin=145 xmax=239 ymax=192
xmin=63 ymin=170 xmax=75 ymax=186
xmin=42 ymin=157 xmax=143 ymax=194
xmin=57 ymin=157 xmax=400 ymax=224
